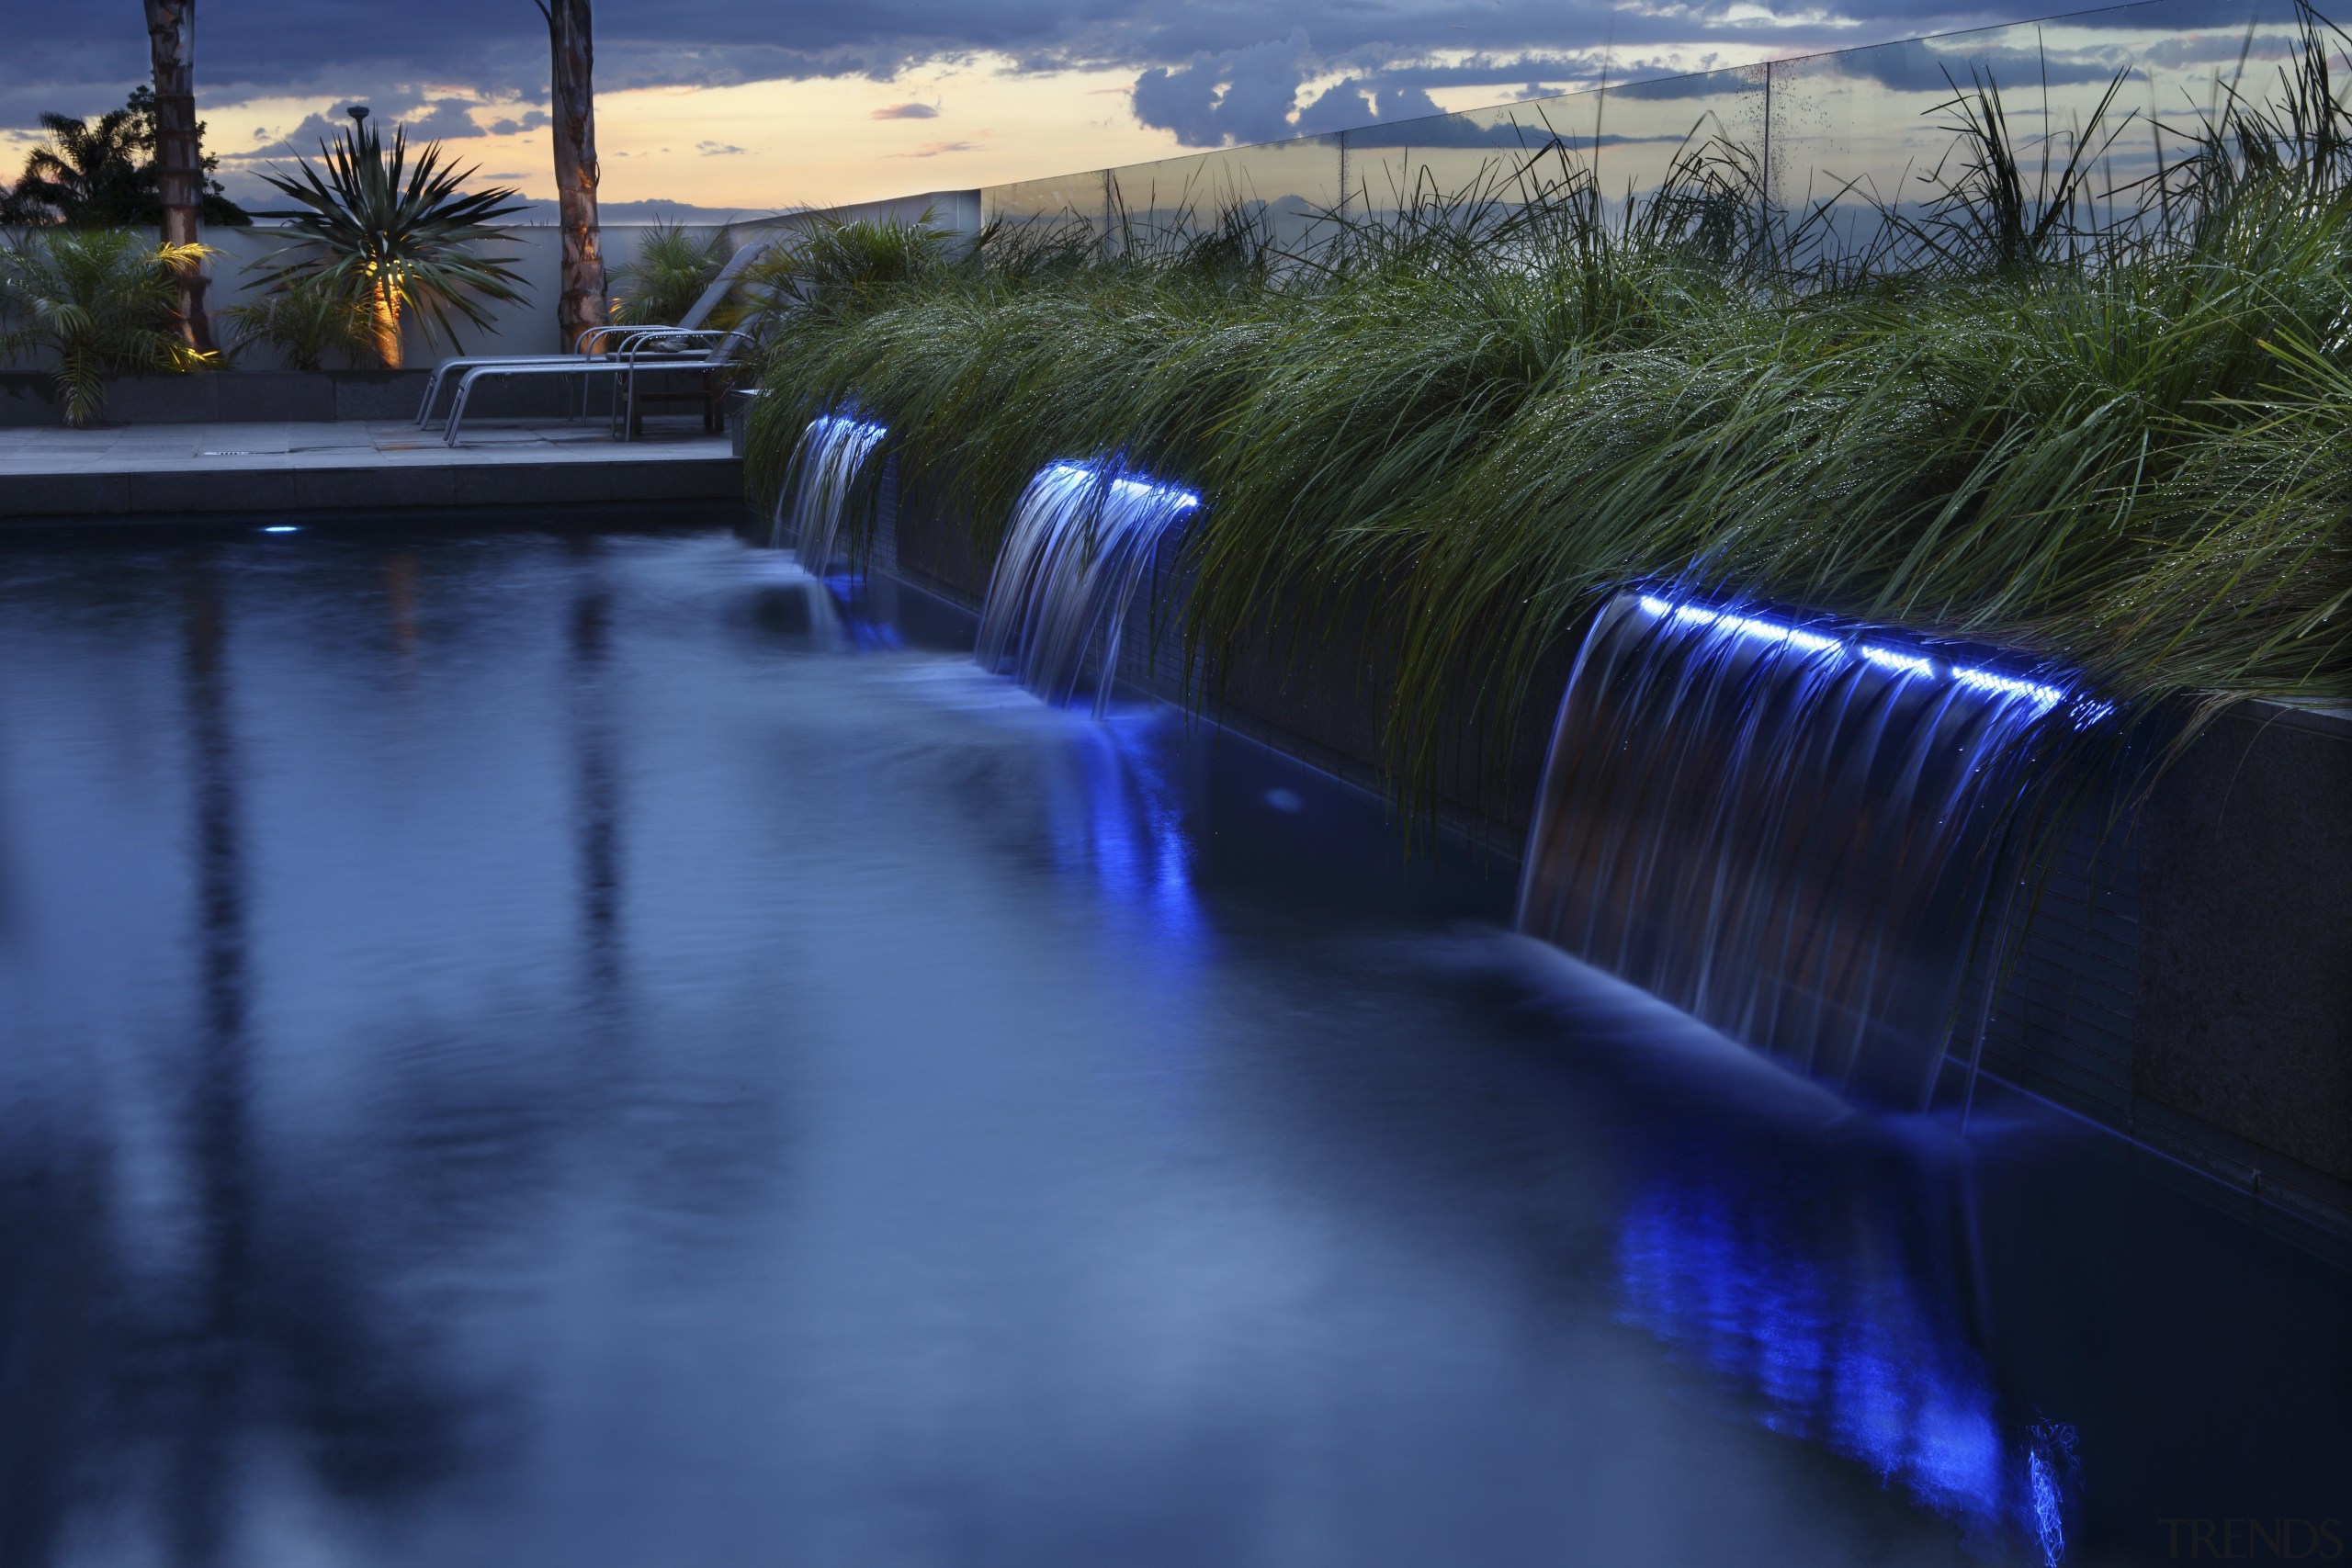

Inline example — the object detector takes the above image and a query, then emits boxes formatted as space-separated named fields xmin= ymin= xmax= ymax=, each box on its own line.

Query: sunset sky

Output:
xmin=3 ymin=0 xmax=2089 ymax=219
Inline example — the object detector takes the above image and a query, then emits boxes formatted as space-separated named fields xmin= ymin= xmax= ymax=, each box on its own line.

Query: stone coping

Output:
xmin=0 ymin=419 xmax=739 ymax=518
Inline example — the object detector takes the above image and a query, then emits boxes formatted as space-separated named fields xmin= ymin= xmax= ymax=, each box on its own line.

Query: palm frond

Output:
xmin=0 ymin=229 xmax=217 ymax=424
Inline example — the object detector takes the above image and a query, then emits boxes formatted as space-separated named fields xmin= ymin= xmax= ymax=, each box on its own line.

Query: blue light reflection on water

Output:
xmin=1043 ymin=712 xmax=1207 ymax=963
xmin=1614 ymin=1156 xmax=2067 ymax=1562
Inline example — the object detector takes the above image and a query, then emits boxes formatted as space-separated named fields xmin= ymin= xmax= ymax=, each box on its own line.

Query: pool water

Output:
xmin=1 ymin=520 xmax=2344 ymax=1567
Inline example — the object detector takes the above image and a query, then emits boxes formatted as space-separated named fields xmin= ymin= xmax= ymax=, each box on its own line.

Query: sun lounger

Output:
xmin=416 ymin=226 xmax=785 ymax=428
xmin=440 ymin=329 xmax=756 ymax=446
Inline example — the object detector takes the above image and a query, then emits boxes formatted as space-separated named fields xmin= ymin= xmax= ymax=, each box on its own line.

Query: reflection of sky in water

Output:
xmin=1616 ymin=1163 xmax=2068 ymax=1562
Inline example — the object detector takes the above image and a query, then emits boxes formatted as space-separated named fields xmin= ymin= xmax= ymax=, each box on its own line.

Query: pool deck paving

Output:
xmin=0 ymin=418 xmax=742 ymax=520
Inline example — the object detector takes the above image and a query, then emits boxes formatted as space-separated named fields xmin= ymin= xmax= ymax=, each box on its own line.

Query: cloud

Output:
xmin=1294 ymin=80 xmax=1450 ymax=137
xmin=487 ymin=108 xmax=550 ymax=135
xmin=0 ymin=0 xmax=2310 ymax=169
xmin=1133 ymin=34 xmax=1315 ymax=146
xmin=0 ymin=0 xmax=1898 ymax=127
xmin=254 ymin=108 xmax=362 ymax=157
xmin=892 ymin=140 xmax=981 ymax=157
xmin=400 ymin=96 xmax=487 ymax=139
xmin=220 ymin=97 xmax=501 ymax=170
xmin=697 ymin=140 xmax=748 ymax=155
xmin=871 ymin=102 xmax=940 ymax=118
xmin=1283 ymin=77 xmax=1684 ymax=149
xmin=1153 ymin=51 xmax=1684 ymax=150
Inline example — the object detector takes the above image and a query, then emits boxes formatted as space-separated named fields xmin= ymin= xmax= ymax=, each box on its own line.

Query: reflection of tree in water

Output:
xmin=167 ymin=554 xmax=257 ymax=1565
xmin=567 ymin=541 xmax=625 ymax=1001
xmin=0 ymin=558 xmax=476 ymax=1567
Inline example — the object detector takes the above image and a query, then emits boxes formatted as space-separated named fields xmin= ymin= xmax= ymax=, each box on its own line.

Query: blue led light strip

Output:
xmin=1042 ymin=459 xmax=1204 ymax=513
xmin=1634 ymin=592 xmax=2109 ymax=723
xmin=810 ymin=413 xmax=887 ymax=444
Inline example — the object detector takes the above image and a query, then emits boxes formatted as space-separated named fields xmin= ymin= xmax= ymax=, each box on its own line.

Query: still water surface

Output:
xmin=0 ymin=520 xmax=2345 ymax=1567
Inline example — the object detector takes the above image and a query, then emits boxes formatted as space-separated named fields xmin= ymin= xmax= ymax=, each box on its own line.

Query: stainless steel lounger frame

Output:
xmin=440 ymin=330 xmax=755 ymax=446
xmin=416 ymin=228 xmax=788 ymax=428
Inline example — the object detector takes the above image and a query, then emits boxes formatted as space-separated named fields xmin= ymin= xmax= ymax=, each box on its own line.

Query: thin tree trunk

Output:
xmin=541 ymin=0 xmax=606 ymax=354
xmin=144 ymin=0 xmax=215 ymax=353
xmin=370 ymin=278 xmax=402 ymax=370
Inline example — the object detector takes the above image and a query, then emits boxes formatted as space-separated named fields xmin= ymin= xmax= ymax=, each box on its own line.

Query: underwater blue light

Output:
xmin=1634 ymin=593 xmax=2105 ymax=724
xmin=261 ymin=525 xmax=300 ymax=534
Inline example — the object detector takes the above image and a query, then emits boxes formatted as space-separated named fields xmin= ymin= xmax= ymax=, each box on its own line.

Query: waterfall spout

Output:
xmin=773 ymin=414 xmax=888 ymax=573
xmin=977 ymin=458 xmax=1200 ymax=716
xmin=1519 ymin=591 xmax=2104 ymax=1111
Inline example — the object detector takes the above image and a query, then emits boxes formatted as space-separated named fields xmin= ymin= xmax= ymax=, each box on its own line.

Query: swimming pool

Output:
xmin=0 ymin=517 xmax=2343 ymax=1566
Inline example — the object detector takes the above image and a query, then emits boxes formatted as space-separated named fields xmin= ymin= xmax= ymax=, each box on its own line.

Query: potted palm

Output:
xmin=611 ymin=220 xmax=734 ymax=325
xmin=253 ymin=111 xmax=529 ymax=369
xmin=216 ymin=275 xmax=374 ymax=370
xmin=0 ymin=229 xmax=217 ymax=425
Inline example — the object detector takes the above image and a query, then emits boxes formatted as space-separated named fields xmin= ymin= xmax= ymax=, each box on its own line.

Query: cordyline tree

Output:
xmin=142 ymin=0 xmax=216 ymax=351
xmin=254 ymin=112 xmax=528 ymax=368
xmin=536 ymin=0 xmax=606 ymax=351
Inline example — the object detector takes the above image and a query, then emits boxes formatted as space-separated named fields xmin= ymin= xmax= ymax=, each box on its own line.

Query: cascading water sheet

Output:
xmin=773 ymin=413 xmax=888 ymax=573
xmin=976 ymin=458 xmax=1200 ymax=716
xmin=1519 ymin=591 xmax=2104 ymax=1111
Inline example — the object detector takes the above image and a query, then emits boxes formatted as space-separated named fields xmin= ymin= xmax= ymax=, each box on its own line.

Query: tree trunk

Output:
xmin=543 ymin=0 xmax=606 ymax=355
xmin=143 ymin=0 xmax=215 ymax=353
xmin=370 ymin=278 xmax=403 ymax=370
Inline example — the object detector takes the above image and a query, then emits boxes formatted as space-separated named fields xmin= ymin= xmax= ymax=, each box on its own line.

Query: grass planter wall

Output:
xmin=837 ymin=454 xmax=2352 ymax=1247
xmin=744 ymin=22 xmax=2352 ymax=1241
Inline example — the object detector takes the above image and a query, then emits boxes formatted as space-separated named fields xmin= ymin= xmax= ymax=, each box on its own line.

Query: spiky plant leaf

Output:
xmin=252 ymin=118 xmax=528 ymax=364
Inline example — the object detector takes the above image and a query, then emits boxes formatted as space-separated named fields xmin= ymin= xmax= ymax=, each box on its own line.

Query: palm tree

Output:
xmin=610 ymin=220 xmax=732 ymax=324
xmin=537 ymin=0 xmax=608 ymax=352
xmin=253 ymin=114 xmax=528 ymax=368
xmin=143 ymin=0 xmax=217 ymax=351
xmin=0 ymin=90 xmax=250 ymax=229
xmin=6 ymin=109 xmax=153 ymax=225
xmin=217 ymin=275 xmax=373 ymax=370
xmin=0 ymin=229 xmax=217 ymax=425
